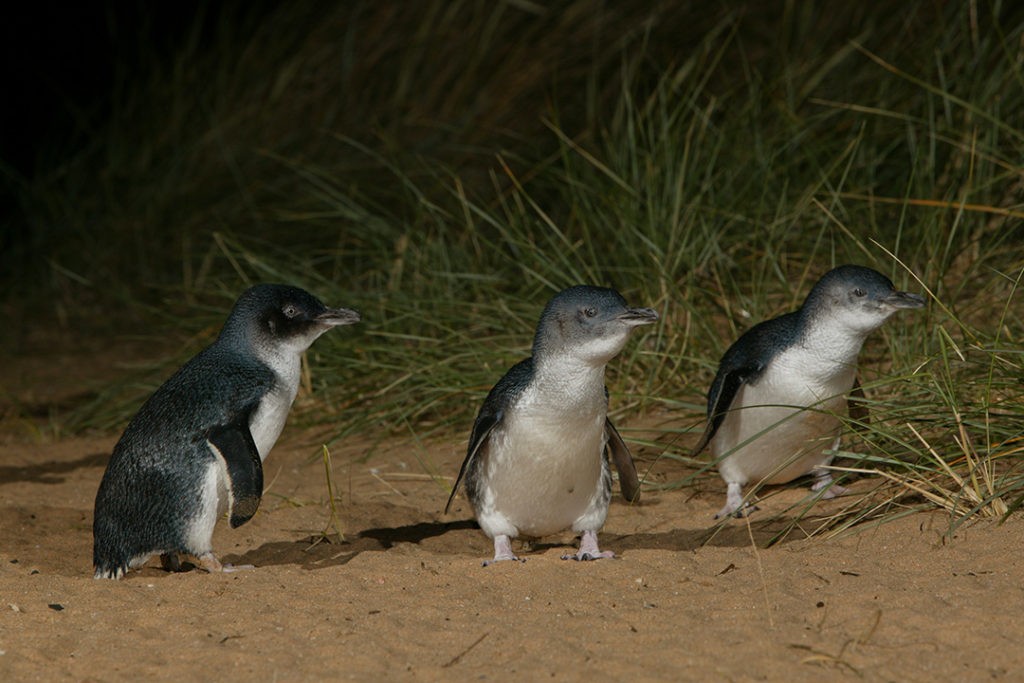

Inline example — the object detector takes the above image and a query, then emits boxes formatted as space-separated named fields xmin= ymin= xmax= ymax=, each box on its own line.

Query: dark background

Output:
xmin=1 ymin=2 xmax=253 ymax=177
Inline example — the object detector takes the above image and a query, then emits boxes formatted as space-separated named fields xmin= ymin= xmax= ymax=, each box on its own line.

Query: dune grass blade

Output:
xmin=6 ymin=2 xmax=1024 ymax=535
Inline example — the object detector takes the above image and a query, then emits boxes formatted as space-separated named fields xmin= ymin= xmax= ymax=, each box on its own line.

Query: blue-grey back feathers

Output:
xmin=93 ymin=284 xmax=358 ymax=579
xmin=693 ymin=265 xmax=924 ymax=455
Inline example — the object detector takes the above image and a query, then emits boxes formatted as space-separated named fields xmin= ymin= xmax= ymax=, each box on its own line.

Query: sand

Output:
xmin=1 ymin=335 xmax=1019 ymax=681
xmin=2 ymin=421 xmax=1023 ymax=682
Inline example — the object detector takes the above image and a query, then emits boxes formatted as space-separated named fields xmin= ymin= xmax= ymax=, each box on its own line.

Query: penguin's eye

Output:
xmin=852 ymin=288 xmax=866 ymax=298
xmin=282 ymin=304 xmax=301 ymax=318
xmin=582 ymin=307 xmax=597 ymax=318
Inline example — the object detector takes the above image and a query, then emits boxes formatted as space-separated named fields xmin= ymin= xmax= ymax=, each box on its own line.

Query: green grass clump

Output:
xmin=7 ymin=1 xmax=1024 ymax=531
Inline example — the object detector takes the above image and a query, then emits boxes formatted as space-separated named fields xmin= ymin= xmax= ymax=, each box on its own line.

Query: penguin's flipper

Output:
xmin=445 ymin=410 xmax=501 ymax=514
xmin=691 ymin=361 xmax=760 ymax=456
xmin=605 ymin=418 xmax=641 ymax=503
xmin=207 ymin=420 xmax=264 ymax=528
xmin=447 ymin=358 xmax=532 ymax=514
xmin=693 ymin=313 xmax=797 ymax=456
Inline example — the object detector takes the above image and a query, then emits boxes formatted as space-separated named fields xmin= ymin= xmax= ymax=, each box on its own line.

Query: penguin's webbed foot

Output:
xmin=196 ymin=552 xmax=255 ymax=574
xmin=160 ymin=553 xmax=183 ymax=572
xmin=483 ymin=534 xmax=524 ymax=566
xmin=482 ymin=556 xmax=525 ymax=567
xmin=714 ymin=481 xmax=758 ymax=520
xmin=561 ymin=550 xmax=615 ymax=561
xmin=561 ymin=530 xmax=615 ymax=561
xmin=713 ymin=502 xmax=760 ymax=520
xmin=811 ymin=473 xmax=848 ymax=499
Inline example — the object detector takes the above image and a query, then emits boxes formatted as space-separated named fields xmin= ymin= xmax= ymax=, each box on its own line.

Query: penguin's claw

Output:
xmin=811 ymin=473 xmax=848 ymax=499
xmin=562 ymin=530 xmax=614 ymax=561
xmin=714 ymin=503 xmax=759 ymax=520
xmin=482 ymin=556 xmax=525 ymax=567
xmin=818 ymin=483 xmax=848 ymax=499
xmin=156 ymin=552 xmax=255 ymax=574
xmin=561 ymin=550 xmax=615 ymax=561
xmin=715 ymin=482 xmax=759 ymax=519
xmin=196 ymin=552 xmax=254 ymax=574
xmin=196 ymin=552 xmax=222 ymax=573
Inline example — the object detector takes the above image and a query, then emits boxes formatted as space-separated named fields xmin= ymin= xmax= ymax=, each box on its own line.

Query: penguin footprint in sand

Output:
xmin=446 ymin=285 xmax=658 ymax=565
xmin=692 ymin=265 xmax=925 ymax=519
xmin=93 ymin=284 xmax=360 ymax=580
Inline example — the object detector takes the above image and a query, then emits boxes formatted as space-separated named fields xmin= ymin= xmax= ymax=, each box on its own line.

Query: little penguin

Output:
xmin=93 ymin=284 xmax=360 ymax=579
xmin=446 ymin=285 xmax=659 ymax=564
xmin=692 ymin=265 xmax=925 ymax=519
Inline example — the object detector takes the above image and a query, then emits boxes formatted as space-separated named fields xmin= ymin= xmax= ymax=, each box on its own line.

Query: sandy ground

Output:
xmin=3 ymin=419 xmax=1024 ymax=682
xmin=1 ymin=338 xmax=1022 ymax=681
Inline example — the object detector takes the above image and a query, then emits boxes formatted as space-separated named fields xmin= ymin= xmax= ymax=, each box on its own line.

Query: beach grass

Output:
xmin=8 ymin=0 xmax=1023 ymax=533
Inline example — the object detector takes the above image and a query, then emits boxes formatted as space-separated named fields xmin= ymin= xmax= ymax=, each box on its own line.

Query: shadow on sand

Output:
xmin=147 ymin=511 xmax=827 ymax=577
xmin=223 ymin=519 xmax=480 ymax=570
xmin=0 ymin=452 xmax=108 ymax=485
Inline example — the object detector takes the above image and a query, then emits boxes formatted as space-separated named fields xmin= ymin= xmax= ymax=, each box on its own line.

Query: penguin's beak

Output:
xmin=883 ymin=291 xmax=926 ymax=309
xmin=618 ymin=307 xmax=660 ymax=326
xmin=316 ymin=307 xmax=361 ymax=326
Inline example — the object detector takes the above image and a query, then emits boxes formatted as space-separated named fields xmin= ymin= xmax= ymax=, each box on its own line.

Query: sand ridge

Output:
xmin=1 ymin=430 xmax=1022 ymax=681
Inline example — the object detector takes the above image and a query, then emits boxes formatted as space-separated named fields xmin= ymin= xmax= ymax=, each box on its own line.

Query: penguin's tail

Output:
xmin=93 ymin=527 xmax=130 ymax=580
xmin=93 ymin=562 xmax=127 ymax=580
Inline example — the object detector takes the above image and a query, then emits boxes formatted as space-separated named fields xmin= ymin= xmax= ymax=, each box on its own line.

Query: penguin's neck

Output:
xmin=257 ymin=344 xmax=303 ymax=396
xmin=245 ymin=343 xmax=303 ymax=461
xmin=792 ymin=315 xmax=869 ymax=383
xmin=530 ymin=354 xmax=608 ymax=416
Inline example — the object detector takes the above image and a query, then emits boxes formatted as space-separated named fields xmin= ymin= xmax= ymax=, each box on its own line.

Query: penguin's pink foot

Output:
xmin=561 ymin=530 xmax=615 ymax=561
xmin=483 ymin=534 xmax=525 ymax=566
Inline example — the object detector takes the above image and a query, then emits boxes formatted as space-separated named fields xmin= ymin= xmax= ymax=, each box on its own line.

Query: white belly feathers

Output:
xmin=477 ymin=386 xmax=609 ymax=539
xmin=712 ymin=344 xmax=856 ymax=485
